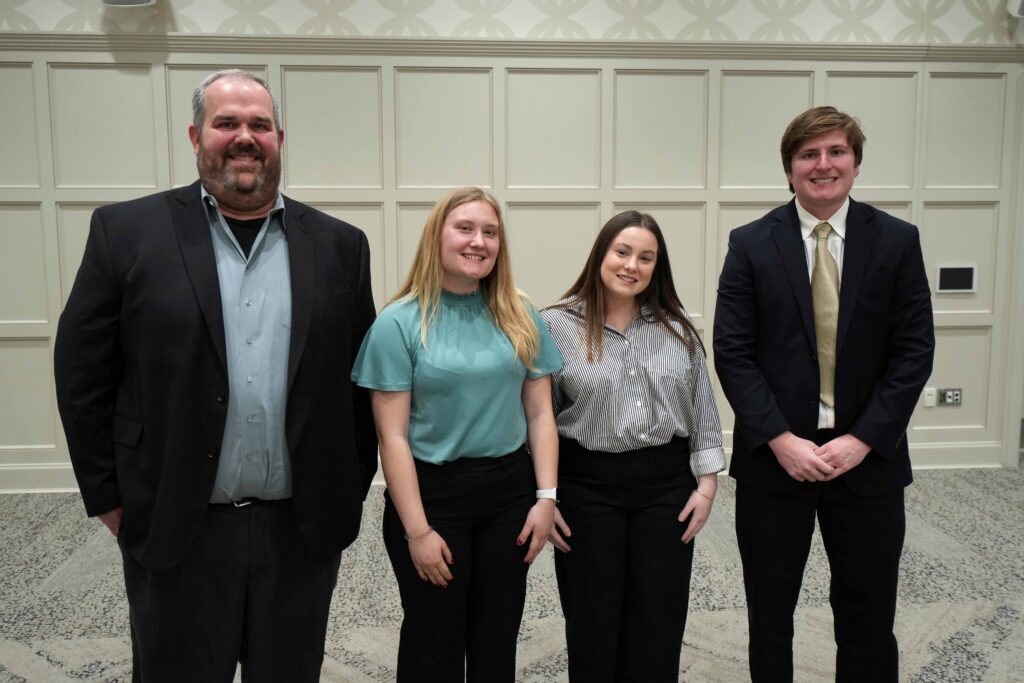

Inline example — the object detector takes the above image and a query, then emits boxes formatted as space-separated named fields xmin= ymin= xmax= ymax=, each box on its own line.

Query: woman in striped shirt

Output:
xmin=543 ymin=210 xmax=726 ymax=682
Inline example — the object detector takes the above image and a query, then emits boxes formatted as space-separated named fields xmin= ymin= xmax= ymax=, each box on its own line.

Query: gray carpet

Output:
xmin=2 ymin=464 xmax=1023 ymax=681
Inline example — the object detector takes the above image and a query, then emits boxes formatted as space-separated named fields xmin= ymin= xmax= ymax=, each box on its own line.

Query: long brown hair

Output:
xmin=390 ymin=187 xmax=540 ymax=368
xmin=548 ymin=210 xmax=702 ymax=361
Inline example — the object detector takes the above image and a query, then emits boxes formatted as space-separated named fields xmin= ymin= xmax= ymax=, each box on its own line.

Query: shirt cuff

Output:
xmin=690 ymin=446 xmax=727 ymax=477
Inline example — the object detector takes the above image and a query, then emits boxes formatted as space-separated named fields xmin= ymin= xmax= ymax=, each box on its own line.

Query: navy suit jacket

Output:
xmin=713 ymin=198 xmax=934 ymax=495
xmin=55 ymin=181 xmax=378 ymax=570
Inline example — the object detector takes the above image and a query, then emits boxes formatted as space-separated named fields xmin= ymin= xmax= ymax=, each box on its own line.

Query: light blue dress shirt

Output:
xmin=202 ymin=187 xmax=293 ymax=503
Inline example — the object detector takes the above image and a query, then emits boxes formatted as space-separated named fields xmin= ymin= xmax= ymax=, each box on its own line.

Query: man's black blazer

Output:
xmin=713 ymin=198 xmax=934 ymax=496
xmin=55 ymin=181 xmax=378 ymax=570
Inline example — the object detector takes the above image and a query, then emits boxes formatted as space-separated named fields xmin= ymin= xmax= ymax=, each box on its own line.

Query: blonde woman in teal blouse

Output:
xmin=352 ymin=187 xmax=562 ymax=683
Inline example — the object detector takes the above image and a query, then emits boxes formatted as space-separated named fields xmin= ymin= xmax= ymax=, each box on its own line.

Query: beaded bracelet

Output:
xmin=404 ymin=526 xmax=435 ymax=542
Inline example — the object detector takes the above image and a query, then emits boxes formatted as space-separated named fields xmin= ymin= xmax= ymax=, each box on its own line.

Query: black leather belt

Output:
xmin=210 ymin=497 xmax=282 ymax=508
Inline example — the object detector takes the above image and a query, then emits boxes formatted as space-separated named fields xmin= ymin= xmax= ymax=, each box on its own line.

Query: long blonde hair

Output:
xmin=390 ymin=187 xmax=540 ymax=368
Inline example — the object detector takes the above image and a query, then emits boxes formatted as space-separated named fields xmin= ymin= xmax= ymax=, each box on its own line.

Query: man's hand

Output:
xmin=768 ymin=432 xmax=834 ymax=482
xmin=817 ymin=434 xmax=871 ymax=479
xmin=98 ymin=506 xmax=123 ymax=537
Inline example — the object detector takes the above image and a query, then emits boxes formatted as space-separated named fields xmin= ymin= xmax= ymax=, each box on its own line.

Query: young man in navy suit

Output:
xmin=55 ymin=69 xmax=377 ymax=681
xmin=713 ymin=107 xmax=934 ymax=682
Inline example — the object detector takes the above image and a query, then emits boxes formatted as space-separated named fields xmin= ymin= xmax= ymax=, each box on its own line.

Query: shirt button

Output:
xmin=640 ymin=434 xmax=648 ymax=441
xmin=636 ymin=400 xmax=642 ymax=408
xmin=247 ymin=414 xmax=256 ymax=423
xmin=247 ymin=376 xmax=254 ymax=383
xmin=246 ymin=452 xmax=255 ymax=461
xmin=246 ymin=337 xmax=254 ymax=345
xmin=629 ymin=369 xmax=636 ymax=376
xmin=245 ymin=299 xmax=253 ymax=307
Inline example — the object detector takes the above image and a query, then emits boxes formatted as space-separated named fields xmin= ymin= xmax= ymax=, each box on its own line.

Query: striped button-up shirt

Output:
xmin=542 ymin=302 xmax=726 ymax=477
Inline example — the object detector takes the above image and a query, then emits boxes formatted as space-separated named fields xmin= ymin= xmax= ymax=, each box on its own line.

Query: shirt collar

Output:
xmin=560 ymin=298 xmax=654 ymax=322
xmin=796 ymin=196 xmax=849 ymax=242
xmin=200 ymin=184 xmax=286 ymax=228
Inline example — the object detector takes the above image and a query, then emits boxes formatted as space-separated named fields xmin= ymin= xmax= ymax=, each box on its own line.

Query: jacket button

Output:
xmin=216 ymin=393 xmax=226 ymax=403
xmin=206 ymin=449 xmax=216 ymax=459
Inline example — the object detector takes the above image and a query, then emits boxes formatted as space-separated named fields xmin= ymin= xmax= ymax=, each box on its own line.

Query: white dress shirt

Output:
xmin=795 ymin=197 xmax=849 ymax=430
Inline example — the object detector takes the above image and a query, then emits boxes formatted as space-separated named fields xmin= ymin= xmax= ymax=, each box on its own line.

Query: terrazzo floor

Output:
xmin=1 ymin=463 xmax=1022 ymax=682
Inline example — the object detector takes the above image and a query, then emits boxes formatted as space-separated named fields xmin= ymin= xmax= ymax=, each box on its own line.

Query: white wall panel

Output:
xmin=0 ymin=340 xmax=57 ymax=448
xmin=314 ymin=203 xmax=385 ymax=310
xmin=166 ymin=65 xmax=269 ymax=188
xmin=924 ymin=74 xmax=1005 ymax=189
xmin=56 ymin=203 xmax=100 ymax=306
xmin=613 ymin=202 xmax=706 ymax=318
xmin=49 ymin=64 xmax=157 ymax=188
xmin=922 ymin=203 xmax=998 ymax=314
xmin=505 ymin=203 xmax=600 ymax=306
xmin=0 ymin=42 xmax=1019 ymax=487
xmin=870 ymin=202 xmax=912 ymax=223
xmin=0 ymin=64 xmax=39 ymax=187
xmin=0 ymin=205 xmax=47 ymax=323
xmin=396 ymin=203 xmax=433 ymax=291
xmin=396 ymin=68 xmax=491 ymax=188
xmin=284 ymin=67 xmax=382 ymax=189
xmin=716 ymin=202 xmax=786 ymax=270
xmin=720 ymin=71 xmax=813 ymax=188
xmin=614 ymin=71 xmax=706 ymax=188
xmin=826 ymin=72 xmax=917 ymax=188
xmin=506 ymin=70 xmax=600 ymax=188
xmin=914 ymin=327 xmax=991 ymax=431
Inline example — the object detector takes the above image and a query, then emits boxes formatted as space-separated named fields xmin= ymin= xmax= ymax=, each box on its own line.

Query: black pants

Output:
xmin=119 ymin=499 xmax=342 ymax=683
xmin=383 ymin=447 xmax=535 ymax=683
xmin=735 ymin=438 xmax=906 ymax=682
xmin=555 ymin=437 xmax=697 ymax=683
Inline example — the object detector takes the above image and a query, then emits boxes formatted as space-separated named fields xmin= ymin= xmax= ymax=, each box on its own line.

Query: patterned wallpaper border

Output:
xmin=1 ymin=0 xmax=1022 ymax=45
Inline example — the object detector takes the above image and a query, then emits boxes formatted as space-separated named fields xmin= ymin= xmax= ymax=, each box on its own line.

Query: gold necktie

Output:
xmin=812 ymin=222 xmax=839 ymax=407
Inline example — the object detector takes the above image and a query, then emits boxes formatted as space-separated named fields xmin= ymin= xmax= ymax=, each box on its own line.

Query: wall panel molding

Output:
xmin=2 ymin=34 xmax=1023 ymax=62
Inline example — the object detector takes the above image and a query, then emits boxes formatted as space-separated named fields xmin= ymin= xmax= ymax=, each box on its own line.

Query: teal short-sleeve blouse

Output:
xmin=352 ymin=289 xmax=563 ymax=464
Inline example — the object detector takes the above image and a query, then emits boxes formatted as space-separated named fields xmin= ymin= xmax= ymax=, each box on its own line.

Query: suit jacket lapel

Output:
xmin=836 ymin=198 xmax=877 ymax=358
xmin=771 ymin=202 xmax=817 ymax=351
xmin=170 ymin=181 xmax=228 ymax=373
xmin=285 ymin=199 xmax=314 ymax=392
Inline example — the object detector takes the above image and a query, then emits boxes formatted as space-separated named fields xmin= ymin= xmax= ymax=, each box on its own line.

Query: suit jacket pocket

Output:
xmin=112 ymin=413 xmax=143 ymax=449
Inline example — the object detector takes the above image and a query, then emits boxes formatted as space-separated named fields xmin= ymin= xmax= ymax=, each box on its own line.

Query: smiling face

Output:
xmin=786 ymin=128 xmax=860 ymax=220
xmin=439 ymin=199 xmax=500 ymax=294
xmin=188 ymin=76 xmax=284 ymax=218
xmin=599 ymin=226 xmax=658 ymax=304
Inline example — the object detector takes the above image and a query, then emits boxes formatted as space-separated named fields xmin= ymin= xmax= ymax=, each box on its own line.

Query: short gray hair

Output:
xmin=191 ymin=69 xmax=281 ymax=131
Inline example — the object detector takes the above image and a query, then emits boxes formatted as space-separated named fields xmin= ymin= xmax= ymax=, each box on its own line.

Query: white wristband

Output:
xmin=536 ymin=487 xmax=557 ymax=500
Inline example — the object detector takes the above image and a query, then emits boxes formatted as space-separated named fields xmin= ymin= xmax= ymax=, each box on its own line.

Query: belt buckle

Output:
xmin=232 ymin=498 xmax=254 ymax=508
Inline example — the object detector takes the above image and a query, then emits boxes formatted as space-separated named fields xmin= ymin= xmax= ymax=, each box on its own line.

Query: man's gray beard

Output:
xmin=199 ymin=153 xmax=280 ymax=214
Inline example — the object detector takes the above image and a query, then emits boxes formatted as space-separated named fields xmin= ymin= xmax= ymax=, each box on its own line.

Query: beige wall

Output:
xmin=1 ymin=2 xmax=1023 ymax=491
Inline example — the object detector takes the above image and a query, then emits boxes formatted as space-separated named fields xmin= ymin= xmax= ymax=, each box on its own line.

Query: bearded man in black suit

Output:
xmin=55 ymin=69 xmax=377 ymax=681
